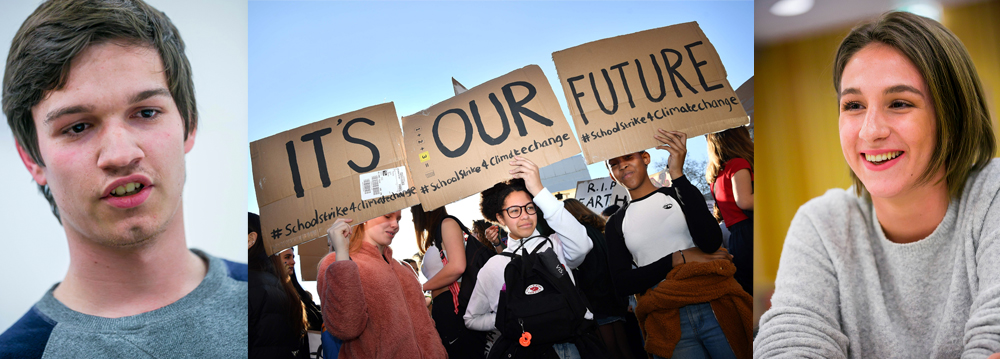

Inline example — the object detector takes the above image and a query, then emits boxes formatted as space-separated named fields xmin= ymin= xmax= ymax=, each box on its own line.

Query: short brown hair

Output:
xmin=833 ymin=11 xmax=995 ymax=198
xmin=3 ymin=0 xmax=198 ymax=221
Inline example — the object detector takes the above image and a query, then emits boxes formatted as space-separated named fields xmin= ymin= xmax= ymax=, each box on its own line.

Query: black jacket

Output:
xmin=249 ymin=261 xmax=309 ymax=359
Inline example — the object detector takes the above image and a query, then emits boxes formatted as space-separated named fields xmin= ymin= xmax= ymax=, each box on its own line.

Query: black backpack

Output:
xmin=432 ymin=215 xmax=498 ymax=319
xmin=491 ymin=236 xmax=597 ymax=358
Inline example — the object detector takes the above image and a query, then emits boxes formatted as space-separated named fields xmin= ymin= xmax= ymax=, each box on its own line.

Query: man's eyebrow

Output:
xmin=884 ymin=84 xmax=923 ymax=96
xmin=43 ymin=88 xmax=171 ymax=125
xmin=45 ymin=105 xmax=94 ymax=125
xmin=129 ymin=88 xmax=171 ymax=104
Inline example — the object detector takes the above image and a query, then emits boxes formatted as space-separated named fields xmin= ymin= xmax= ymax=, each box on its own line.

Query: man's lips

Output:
xmin=102 ymin=174 xmax=153 ymax=198
xmin=102 ymin=185 xmax=151 ymax=209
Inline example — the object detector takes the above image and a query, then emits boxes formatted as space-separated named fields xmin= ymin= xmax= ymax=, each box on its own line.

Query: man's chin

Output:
xmin=89 ymin=222 xmax=166 ymax=249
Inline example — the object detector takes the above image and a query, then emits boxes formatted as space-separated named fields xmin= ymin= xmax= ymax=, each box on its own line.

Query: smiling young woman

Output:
xmin=754 ymin=11 xmax=1000 ymax=358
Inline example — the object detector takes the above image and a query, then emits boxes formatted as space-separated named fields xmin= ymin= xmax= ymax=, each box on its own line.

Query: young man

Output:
xmin=0 ymin=0 xmax=247 ymax=357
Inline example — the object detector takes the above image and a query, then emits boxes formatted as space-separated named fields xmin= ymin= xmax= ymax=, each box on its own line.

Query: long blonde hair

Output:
xmin=706 ymin=126 xmax=754 ymax=187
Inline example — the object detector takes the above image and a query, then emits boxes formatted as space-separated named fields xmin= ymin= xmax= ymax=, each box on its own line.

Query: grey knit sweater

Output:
xmin=754 ymin=161 xmax=1000 ymax=358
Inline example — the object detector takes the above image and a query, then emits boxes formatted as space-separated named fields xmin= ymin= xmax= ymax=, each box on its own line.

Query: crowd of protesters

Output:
xmin=249 ymin=129 xmax=754 ymax=359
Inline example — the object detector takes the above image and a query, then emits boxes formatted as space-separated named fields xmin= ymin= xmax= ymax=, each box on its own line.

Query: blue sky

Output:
xmin=248 ymin=0 xmax=754 ymax=213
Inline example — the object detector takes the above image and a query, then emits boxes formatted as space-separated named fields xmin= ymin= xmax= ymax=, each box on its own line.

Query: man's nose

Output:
xmin=96 ymin=121 xmax=144 ymax=171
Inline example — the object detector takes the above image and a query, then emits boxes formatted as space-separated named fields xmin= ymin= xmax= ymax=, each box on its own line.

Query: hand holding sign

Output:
xmin=326 ymin=218 xmax=353 ymax=261
xmin=509 ymin=156 xmax=543 ymax=195
xmin=655 ymin=130 xmax=688 ymax=181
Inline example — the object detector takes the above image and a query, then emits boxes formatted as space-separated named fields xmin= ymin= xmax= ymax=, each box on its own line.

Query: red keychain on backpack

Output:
xmin=519 ymin=332 xmax=531 ymax=347
xmin=518 ymin=319 xmax=531 ymax=347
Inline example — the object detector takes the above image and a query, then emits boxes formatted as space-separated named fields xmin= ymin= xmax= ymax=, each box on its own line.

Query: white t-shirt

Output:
xmin=421 ymin=245 xmax=443 ymax=280
xmin=622 ymin=190 xmax=695 ymax=267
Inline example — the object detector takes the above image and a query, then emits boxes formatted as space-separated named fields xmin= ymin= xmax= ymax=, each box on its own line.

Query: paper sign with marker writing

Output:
xmin=402 ymin=65 xmax=581 ymax=210
xmin=552 ymin=22 xmax=749 ymax=164
xmin=250 ymin=102 xmax=419 ymax=255
xmin=575 ymin=177 xmax=630 ymax=214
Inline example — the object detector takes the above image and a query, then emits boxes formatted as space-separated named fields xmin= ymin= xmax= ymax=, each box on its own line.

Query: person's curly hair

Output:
xmin=480 ymin=178 xmax=530 ymax=223
xmin=480 ymin=178 xmax=554 ymax=237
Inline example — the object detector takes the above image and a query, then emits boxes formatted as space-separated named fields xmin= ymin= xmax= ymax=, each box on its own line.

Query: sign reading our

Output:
xmin=402 ymin=65 xmax=581 ymax=210
xmin=552 ymin=22 xmax=749 ymax=164
xmin=250 ymin=103 xmax=419 ymax=255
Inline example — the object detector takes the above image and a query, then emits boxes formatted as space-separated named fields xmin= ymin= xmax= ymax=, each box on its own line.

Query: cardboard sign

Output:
xmin=552 ymin=22 xmax=749 ymax=164
xmin=297 ymin=238 xmax=330 ymax=281
xmin=575 ymin=176 xmax=630 ymax=214
xmin=402 ymin=65 xmax=581 ymax=210
xmin=250 ymin=103 xmax=419 ymax=255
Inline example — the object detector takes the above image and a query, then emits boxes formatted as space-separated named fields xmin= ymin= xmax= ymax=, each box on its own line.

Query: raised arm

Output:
xmin=509 ymin=155 xmax=591 ymax=268
xmin=754 ymin=208 xmax=849 ymax=358
xmin=534 ymin=187 xmax=591 ymax=269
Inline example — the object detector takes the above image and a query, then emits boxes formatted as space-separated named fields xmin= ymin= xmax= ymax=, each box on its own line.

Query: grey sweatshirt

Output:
xmin=0 ymin=249 xmax=248 ymax=358
xmin=754 ymin=161 xmax=1000 ymax=359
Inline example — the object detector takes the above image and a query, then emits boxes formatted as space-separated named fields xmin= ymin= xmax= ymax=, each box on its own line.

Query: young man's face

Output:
xmin=607 ymin=152 xmax=650 ymax=191
xmin=19 ymin=42 xmax=196 ymax=247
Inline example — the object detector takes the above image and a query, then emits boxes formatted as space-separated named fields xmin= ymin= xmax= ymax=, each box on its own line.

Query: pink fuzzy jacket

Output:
xmin=318 ymin=242 xmax=446 ymax=359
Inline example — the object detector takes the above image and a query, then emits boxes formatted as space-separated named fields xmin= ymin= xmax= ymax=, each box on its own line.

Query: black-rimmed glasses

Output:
xmin=502 ymin=203 xmax=537 ymax=218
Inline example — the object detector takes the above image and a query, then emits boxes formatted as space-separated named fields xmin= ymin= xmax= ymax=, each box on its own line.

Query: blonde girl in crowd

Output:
xmin=320 ymin=213 xmax=446 ymax=359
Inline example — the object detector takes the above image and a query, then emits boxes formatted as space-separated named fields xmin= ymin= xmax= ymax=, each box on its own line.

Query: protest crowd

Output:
xmin=249 ymin=126 xmax=754 ymax=359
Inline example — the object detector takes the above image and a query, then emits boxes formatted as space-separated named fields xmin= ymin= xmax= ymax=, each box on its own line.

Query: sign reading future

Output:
xmin=552 ymin=21 xmax=749 ymax=164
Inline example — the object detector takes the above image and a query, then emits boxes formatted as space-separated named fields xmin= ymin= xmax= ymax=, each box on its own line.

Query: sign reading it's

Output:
xmin=552 ymin=22 xmax=749 ymax=164
xmin=402 ymin=65 xmax=581 ymax=210
xmin=250 ymin=103 xmax=418 ymax=255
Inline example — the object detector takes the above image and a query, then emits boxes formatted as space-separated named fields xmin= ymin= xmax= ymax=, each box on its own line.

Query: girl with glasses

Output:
xmin=464 ymin=156 xmax=600 ymax=359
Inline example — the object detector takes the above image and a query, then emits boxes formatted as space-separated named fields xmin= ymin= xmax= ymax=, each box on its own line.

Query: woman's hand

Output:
xmin=509 ymin=156 xmax=543 ymax=195
xmin=654 ymin=130 xmax=688 ymax=180
xmin=674 ymin=246 xmax=732 ymax=266
xmin=326 ymin=218 xmax=354 ymax=261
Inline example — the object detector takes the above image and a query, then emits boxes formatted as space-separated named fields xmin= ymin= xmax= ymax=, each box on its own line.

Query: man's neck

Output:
xmin=54 ymin=206 xmax=207 ymax=318
xmin=626 ymin=178 xmax=659 ymax=201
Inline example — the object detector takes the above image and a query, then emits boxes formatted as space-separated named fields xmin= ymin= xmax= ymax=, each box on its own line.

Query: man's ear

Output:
xmin=184 ymin=126 xmax=197 ymax=154
xmin=16 ymin=141 xmax=47 ymax=186
xmin=642 ymin=151 xmax=651 ymax=166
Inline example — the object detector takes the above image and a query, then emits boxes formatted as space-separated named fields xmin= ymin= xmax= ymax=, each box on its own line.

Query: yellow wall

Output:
xmin=755 ymin=0 xmax=1000 ymax=291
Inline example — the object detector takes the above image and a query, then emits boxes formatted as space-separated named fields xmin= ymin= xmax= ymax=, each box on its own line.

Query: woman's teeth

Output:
xmin=111 ymin=182 xmax=144 ymax=197
xmin=865 ymin=151 xmax=902 ymax=164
